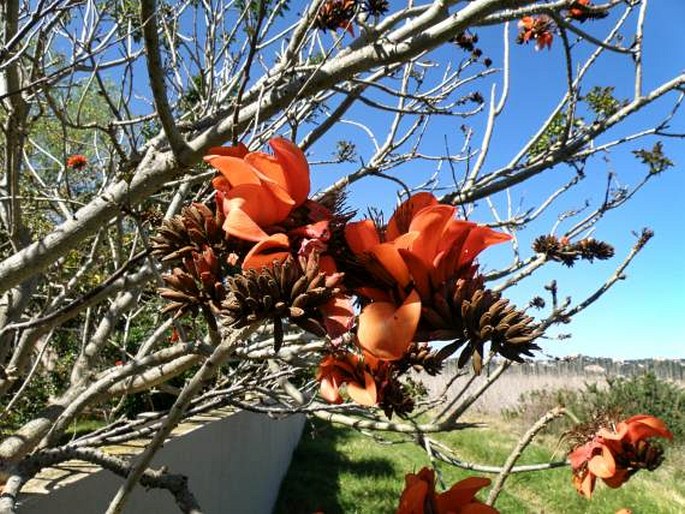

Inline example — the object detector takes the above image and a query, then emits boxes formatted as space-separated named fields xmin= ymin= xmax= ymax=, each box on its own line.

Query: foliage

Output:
xmin=528 ymin=112 xmax=585 ymax=159
xmin=583 ymin=86 xmax=626 ymax=119
xmin=504 ymin=373 xmax=685 ymax=443
xmin=633 ymin=142 xmax=674 ymax=175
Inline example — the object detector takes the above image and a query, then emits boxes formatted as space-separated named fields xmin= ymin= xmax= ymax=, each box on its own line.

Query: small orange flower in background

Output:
xmin=66 ymin=154 xmax=88 ymax=170
xmin=568 ymin=0 xmax=608 ymax=22
xmin=345 ymin=192 xmax=510 ymax=360
xmin=516 ymin=15 xmax=555 ymax=51
xmin=568 ymin=414 xmax=672 ymax=498
xmin=397 ymin=467 xmax=498 ymax=514
xmin=315 ymin=0 xmax=357 ymax=35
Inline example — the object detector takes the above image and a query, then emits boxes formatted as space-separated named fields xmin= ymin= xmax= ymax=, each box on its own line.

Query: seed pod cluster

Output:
xmin=394 ymin=342 xmax=444 ymax=376
xmin=219 ymin=253 xmax=344 ymax=351
xmin=457 ymin=288 xmax=540 ymax=374
xmin=378 ymin=377 xmax=415 ymax=420
xmin=533 ymin=234 xmax=614 ymax=267
xmin=158 ymin=268 xmax=206 ymax=319
xmin=150 ymin=203 xmax=228 ymax=264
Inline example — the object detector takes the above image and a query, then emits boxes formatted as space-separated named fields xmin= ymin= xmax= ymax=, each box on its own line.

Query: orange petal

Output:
xmin=260 ymin=181 xmax=297 ymax=223
xmin=242 ymin=233 xmax=291 ymax=270
xmin=568 ymin=442 xmax=597 ymax=470
xmin=369 ymin=243 xmax=412 ymax=289
xmin=345 ymin=219 xmax=381 ymax=255
xmin=386 ymin=192 xmax=438 ymax=241
xmin=459 ymin=225 xmax=511 ymax=269
xmin=211 ymin=175 xmax=232 ymax=193
xmin=318 ymin=255 xmax=338 ymax=276
xmin=436 ymin=476 xmax=491 ymax=510
xmin=244 ymin=151 xmax=286 ymax=186
xmin=574 ymin=472 xmax=596 ymax=498
xmin=269 ymin=137 xmax=310 ymax=206
xmin=624 ymin=415 xmax=673 ymax=443
xmin=206 ymin=142 xmax=249 ymax=158
xmin=398 ymin=249 xmax=432 ymax=301
xmin=587 ymin=445 xmax=616 ymax=478
xmin=319 ymin=376 xmax=343 ymax=404
xmin=317 ymin=354 xmax=356 ymax=377
xmin=346 ymin=371 xmax=377 ymax=406
xmin=357 ymin=290 xmax=421 ymax=360
xmin=407 ymin=205 xmax=456 ymax=266
xmin=397 ymin=478 xmax=429 ymax=514
xmin=437 ymin=219 xmax=474 ymax=256
xmin=321 ymin=295 xmax=355 ymax=339
xmin=204 ymin=155 xmax=262 ymax=187
xmin=392 ymin=231 xmax=420 ymax=251
xmin=225 ymin=183 xmax=294 ymax=227
xmin=221 ymin=197 xmax=269 ymax=241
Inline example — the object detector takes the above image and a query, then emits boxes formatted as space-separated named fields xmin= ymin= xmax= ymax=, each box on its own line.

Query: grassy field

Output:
xmin=275 ymin=416 xmax=685 ymax=514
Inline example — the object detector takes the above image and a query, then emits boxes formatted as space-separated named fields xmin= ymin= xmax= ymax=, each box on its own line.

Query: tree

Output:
xmin=0 ymin=0 xmax=681 ymax=512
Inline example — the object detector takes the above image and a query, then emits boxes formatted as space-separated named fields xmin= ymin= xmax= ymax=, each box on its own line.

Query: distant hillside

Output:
xmin=443 ymin=356 xmax=685 ymax=382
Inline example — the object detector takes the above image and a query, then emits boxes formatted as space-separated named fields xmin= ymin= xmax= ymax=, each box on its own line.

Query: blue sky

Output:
xmin=308 ymin=2 xmax=684 ymax=360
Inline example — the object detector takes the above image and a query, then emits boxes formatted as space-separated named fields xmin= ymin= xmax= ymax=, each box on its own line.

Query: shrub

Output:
xmin=505 ymin=373 xmax=685 ymax=443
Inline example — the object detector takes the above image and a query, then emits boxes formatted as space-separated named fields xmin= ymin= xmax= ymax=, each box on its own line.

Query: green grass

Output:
xmin=275 ymin=418 xmax=684 ymax=514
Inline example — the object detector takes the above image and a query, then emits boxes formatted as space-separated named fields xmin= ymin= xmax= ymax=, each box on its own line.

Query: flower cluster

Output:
xmin=516 ymin=16 xmax=555 ymax=51
xmin=66 ymin=154 xmax=88 ymax=170
xmin=568 ymin=0 xmax=608 ymax=22
xmin=314 ymin=0 xmax=390 ymax=34
xmin=153 ymin=137 xmax=540 ymax=417
xmin=152 ymin=138 xmax=354 ymax=348
xmin=397 ymin=467 xmax=497 ymax=514
xmin=344 ymin=193 xmax=511 ymax=358
xmin=568 ymin=414 xmax=673 ymax=498
xmin=517 ymin=1 xmax=608 ymax=52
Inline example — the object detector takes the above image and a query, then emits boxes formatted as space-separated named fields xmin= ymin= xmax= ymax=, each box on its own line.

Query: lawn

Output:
xmin=275 ymin=416 xmax=684 ymax=513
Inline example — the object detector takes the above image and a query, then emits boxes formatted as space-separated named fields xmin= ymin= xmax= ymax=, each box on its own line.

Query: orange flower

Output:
xmin=316 ymin=352 xmax=377 ymax=406
xmin=397 ymin=467 xmax=497 ymax=514
xmin=568 ymin=0 xmax=607 ymax=22
xmin=569 ymin=414 xmax=672 ymax=498
xmin=205 ymin=137 xmax=310 ymax=243
xmin=66 ymin=154 xmax=88 ymax=170
xmin=517 ymin=15 xmax=554 ymax=51
xmin=344 ymin=192 xmax=510 ymax=360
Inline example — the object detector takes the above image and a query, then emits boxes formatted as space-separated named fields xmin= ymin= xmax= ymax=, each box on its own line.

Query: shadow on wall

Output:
xmin=19 ymin=410 xmax=305 ymax=514
xmin=274 ymin=419 xmax=395 ymax=514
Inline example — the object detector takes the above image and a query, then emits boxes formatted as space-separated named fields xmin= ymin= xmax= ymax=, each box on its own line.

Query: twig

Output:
xmin=105 ymin=324 xmax=256 ymax=514
xmin=140 ymin=0 xmax=188 ymax=156
xmin=486 ymin=407 xmax=567 ymax=506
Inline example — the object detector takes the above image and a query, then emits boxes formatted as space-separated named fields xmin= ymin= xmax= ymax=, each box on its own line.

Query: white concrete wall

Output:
xmin=18 ymin=411 xmax=305 ymax=514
